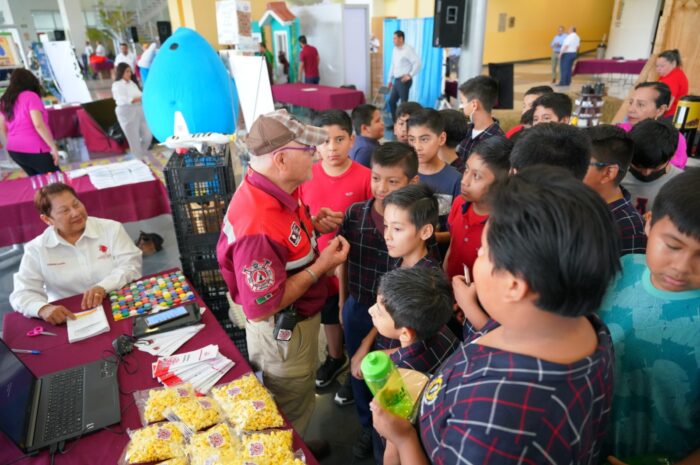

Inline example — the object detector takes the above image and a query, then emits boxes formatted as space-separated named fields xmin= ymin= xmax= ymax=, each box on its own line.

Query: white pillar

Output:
xmin=458 ymin=0 xmax=488 ymax=81
xmin=57 ymin=0 xmax=87 ymax=55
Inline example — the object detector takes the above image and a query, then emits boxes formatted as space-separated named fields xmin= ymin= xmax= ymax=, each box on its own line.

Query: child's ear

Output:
xmin=409 ymin=175 xmax=420 ymax=185
xmin=418 ymin=224 xmax=434 ymax=241
xmin=349 ymin=133 xmax=356 ymax=145
xmin=602 ymin=165 xmax=620 ymax=184
xmin=501 ymin=270 xmax=529 ymax=304
xmin=399 ymin=327 xmax=415 ymax=344
xmin=561 ymin=116 xmax=570 ymax=124
xmin=438 ymin=131 xmax=447 ymax=147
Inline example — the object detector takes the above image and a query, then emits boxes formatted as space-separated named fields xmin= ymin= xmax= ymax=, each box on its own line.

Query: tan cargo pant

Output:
xmin=245 ymin=313 xmax=320 ymax=434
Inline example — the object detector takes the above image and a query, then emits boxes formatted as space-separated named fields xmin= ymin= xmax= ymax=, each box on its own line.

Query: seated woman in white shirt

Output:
xmin=112 ymin=63 xmax=152 ymax=159
xmin=10 ymin=183 xmax=143 ymax=325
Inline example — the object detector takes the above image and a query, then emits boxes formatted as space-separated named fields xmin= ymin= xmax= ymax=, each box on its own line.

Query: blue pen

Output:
xmin=12 ymin=349 xmax=41 ymax=355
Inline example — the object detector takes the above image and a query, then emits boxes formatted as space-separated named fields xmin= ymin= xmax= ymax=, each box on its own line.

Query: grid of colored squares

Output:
xmin=109 ymin=271 xmax=196 ymax=321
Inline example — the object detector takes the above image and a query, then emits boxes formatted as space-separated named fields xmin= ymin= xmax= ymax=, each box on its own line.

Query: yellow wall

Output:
xmin=375 ymin=0 xmax=613 ymax=63
xmin=483 ymin=0 xmax=614 ymax=62
xmin=167 ymin=0 xmax=219 ymax=48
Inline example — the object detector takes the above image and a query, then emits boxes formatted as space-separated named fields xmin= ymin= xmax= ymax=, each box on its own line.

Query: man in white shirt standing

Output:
xmin=114 ymin=43 xmax=137 ymax=70
xmin=387 ymin=30 xmax=421 ymax=123
xmin=558 ymin=26 xmax=580 ymax=87
xmin=95 ymin=42 xmax=107 ymax=57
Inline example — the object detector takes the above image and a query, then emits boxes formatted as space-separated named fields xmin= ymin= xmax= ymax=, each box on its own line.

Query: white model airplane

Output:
xmin=161 ymin=111 xmax=236 ymax=151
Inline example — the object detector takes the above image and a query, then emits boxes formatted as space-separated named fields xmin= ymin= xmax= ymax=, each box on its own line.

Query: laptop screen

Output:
xmin=0 ymin=338 xmax=35 ymax=448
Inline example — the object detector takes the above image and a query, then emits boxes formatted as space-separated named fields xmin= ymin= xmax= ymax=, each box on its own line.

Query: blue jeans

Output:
xmin=558 ymin=53 xmax=577 ymax=86
xmin=304 ymin=76 xmax=320 ymax=84
xmin=388 ymin=77 xmax=412 ymax=122
xmin=342 ymin=295 xmax=374 ymax=428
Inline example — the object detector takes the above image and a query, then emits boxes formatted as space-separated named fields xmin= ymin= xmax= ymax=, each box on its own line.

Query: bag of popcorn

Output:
xmin=187 ymin=423 xmax=238 ymax=465
xmin=238 ymin=429 xmax=296 ymax=465
xmin=134 ymin=383 xmax=196 ymax=425
xmin=122 ymin=422 xmax=187 ymax=464
xmin=211 ymin=375 xmax=284 ymax=432
xmin=164 ymin=396 xmax=222 ymax=432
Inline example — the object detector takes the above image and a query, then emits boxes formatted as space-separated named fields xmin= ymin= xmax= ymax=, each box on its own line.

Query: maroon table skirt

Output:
xmin=572 ymin=59 xmax=646 ymax=76
xmin=0 ymin=271 xmax=318 ymax=465
xmin=272 ymin=83 xmax=366 ymax=111
xmin=0 ymin=173 xmax=171 ymax=247
xmin=47 ymin=106 xmax=82 ymax=140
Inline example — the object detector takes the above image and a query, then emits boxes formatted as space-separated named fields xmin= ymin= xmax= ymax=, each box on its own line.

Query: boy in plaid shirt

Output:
xmin=373 ymin=165 xmax=619 ymax=465
xmin=369 ymin=267 xmax=458 ymax=463
xmin=337 ymin=141 xmax=419 ymax=459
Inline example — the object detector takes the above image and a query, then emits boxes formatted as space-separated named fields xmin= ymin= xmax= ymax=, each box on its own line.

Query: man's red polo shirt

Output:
xmin=217 ymin=170 xmax=326 ymax=320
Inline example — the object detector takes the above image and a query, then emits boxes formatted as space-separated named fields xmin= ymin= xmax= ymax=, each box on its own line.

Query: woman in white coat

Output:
xmin=112 ymin=63 xmax=152 ymax=158
xmin=10 ymin=182 xmax=142 ymax=325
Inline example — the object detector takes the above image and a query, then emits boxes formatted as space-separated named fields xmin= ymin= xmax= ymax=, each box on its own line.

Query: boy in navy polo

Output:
xmin=407 ymin=109 xmax=461 ymax=253
xmin=372 ymin=165 xmax=619 ymax=465
xmin=337 ymin=141 xmax=418 ymax=458
xmin=583 ymin=124 xmax=647 ymax=256
xmin=369 ymin=266 xmax=458 ymax=463
xmin=349 ymin=104 xmax=385 ymax=168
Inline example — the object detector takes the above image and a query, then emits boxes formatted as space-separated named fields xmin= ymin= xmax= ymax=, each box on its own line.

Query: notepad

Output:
xmin=67 ymin=306 xmax=110 ymax=343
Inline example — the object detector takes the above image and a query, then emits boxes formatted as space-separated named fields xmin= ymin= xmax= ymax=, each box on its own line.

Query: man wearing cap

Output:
xmin=217 ymin=109 xmax=349 ymax=440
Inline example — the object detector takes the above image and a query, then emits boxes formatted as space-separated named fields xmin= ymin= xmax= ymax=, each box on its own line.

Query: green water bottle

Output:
xmin=361 ymin=351 xmax=414 ymax=419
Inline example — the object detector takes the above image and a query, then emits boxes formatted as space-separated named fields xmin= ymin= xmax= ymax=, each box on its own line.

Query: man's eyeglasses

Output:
xmin=273 ymin=146 xmax=316 ymax=156
xmin=590 ymin=161 xmax=617 ymax=168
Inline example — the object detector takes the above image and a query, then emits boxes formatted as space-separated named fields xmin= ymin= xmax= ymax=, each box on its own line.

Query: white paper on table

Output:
xmin=68 ymin=168 xmax=88 ymax=178
xmin=136 ymin=324 xmax=205 ymax=357
xmin=153 ymin=344 xmax=219 ymax=378
xmin=86 ymin=160 xmax=154 ymax=189
xmin=300 ymin=88 xmax=318 ymax=92
xmin=67 ymin=306 xmax=110 ymax=343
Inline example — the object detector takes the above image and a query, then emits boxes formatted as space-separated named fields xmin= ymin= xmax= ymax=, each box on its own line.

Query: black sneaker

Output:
xmin=333 ymin=378 xmax=354 ymax=406
xmin=352 ymin=427 xmax=372 ymax=459
xmin=316 ymin=354 xmax=348 ymax=388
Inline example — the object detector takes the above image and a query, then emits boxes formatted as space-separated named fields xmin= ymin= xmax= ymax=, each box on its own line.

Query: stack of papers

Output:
xmin=67 ymin=306 xmax=110 ymax=343
xmin=67 ymin=160 xmax=155 ymax=188
xmin=136 ymin=324 xmax=205 ymax=357
xmin=152 ymin=344 xmax=234 ymax=394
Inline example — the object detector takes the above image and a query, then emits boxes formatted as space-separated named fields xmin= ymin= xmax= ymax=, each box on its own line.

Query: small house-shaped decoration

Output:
xmin=255 ymin=2 xmax=300 ymax=83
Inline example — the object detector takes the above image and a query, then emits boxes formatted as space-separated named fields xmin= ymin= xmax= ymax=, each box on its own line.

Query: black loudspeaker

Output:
xmin=488 ymin=63 xmax=514 ymax=109
xmin=156 ymin=21 xmax=172 ymax=44
xmin=130 ymin=26 xmax=139 ymax=43
xmin=433 ymin=0 xmax=466 ymax=47
xmin=53 ymin=30 xmax=66 ymax=41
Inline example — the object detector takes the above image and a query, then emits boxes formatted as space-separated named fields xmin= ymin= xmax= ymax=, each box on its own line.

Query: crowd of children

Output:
xmin=293 ymin=73 xmax=698 ymax=464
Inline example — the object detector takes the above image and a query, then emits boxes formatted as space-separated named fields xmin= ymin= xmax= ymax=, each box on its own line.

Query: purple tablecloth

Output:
xmin=47 ymin=106 xmax=82 ymax=140
xmin=0 ymin=174 xmax=171 ymax=247
xmin=272 ymin=83 xmax=366 ymax=111
xmin=0 ymin=270 xmax=319 ymax=465
xmin=572 ymin=59 xmax=646 ymax=76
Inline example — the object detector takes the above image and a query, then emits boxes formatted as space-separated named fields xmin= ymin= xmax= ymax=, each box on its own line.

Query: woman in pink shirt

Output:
xmin=0 ymin=69 xmax=60 ymax=175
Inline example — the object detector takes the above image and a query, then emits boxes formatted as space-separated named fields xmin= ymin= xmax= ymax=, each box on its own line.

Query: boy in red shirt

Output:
xmin=444 ymin=136 xmax=511 ymax=280
xmin=299 ymin=109 xmax=372 ymax=388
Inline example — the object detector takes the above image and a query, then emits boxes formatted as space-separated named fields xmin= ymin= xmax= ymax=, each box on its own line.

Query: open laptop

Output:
xmin=0 ymin=338 xmax=120 ymax=453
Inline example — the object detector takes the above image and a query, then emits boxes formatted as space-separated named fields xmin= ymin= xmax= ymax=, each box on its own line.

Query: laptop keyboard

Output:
xmin=43 ymin=368 xmax=84 ymax=442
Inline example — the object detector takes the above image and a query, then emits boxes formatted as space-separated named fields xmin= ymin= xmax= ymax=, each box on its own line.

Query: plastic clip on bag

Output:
xmin=121 ymin=422 xmax=187 ymax=464
xmin=164 ymin=396 xmax=223 ymax=432
xmin=134 ymin=383 xmax=196 ymax=425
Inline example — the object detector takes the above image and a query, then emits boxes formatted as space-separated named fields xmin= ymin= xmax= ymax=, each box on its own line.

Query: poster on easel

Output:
xmin=0 ymin=33 xmax=21 ymax=69
xmin=220 ymin=52 xmax=274 ymax=132
xmin=43 ymin=41 xmax=92 ymax=103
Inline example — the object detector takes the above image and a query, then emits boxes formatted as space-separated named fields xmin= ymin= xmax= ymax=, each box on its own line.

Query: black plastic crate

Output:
xmin=171 ymin=195 xmax=232 ymax=251
xmin=181 ymin=249 xmax=228 ymax=301
xmin=203 ymin=295 xmax=230 ymax=320
xmin=164 ymin=147 xmax=236 ymax=201
xmin=220 ymin=319 xmax=248 ymax=360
